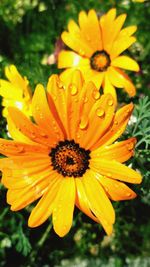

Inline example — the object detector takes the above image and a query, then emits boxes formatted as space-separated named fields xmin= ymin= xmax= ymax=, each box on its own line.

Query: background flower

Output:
xmin=58 ymin=8 xmax=139 ymax=105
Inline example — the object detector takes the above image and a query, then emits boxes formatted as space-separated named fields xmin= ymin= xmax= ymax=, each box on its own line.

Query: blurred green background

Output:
xmin=0 ymin=0 xmax=150 ymax=267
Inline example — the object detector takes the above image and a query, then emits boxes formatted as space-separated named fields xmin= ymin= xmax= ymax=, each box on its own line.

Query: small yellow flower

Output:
xmin=0 ymin=65 xmax=32 ymax=118
xmin=0 ymin=71 xmax=142 ymax=237
xmin=58 ymin=8 xmax=139 ymax=105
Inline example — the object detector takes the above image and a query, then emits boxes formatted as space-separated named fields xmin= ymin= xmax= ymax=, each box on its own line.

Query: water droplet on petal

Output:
xmin=79 ymin=49 xmax=85 ymax=56
xmin=114 ymin=120 xmax=118 ymax=125
xmin=107 ymin=99 xmax=113 ymax=106
xmin=84 ymin=96 xmax=88 ymax=103
xmin=92 ymin=89 xmax=100 ymax=100
xmin=96 ymin=107 xmax=105 ymax=117
xmin=57 ymin=80 xmax=64 ymax=89
xmin=126 ymin=192 xmax=132 ymax=197
xmin=127 ymin=142 xmax=134 ymax=151
xmin=70 ymin=84 xmax=78 ymax=96
xmin=79 ymin=117 xmax=88 ymax=130
xmin=107 ymin=173 xmax=112 ymax=178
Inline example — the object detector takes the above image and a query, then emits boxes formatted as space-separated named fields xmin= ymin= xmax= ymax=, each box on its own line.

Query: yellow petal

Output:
xmin=103 ymin=73 xmax=117 ymax=107
xmin=53 ymin=178 xmax=75 ymax=237
xmin=90 ymin=158 xmax=142 ymax=184
xmin=79 ymin=9 xmax=103 ymax=51
xmin=28 ymin=175 xmax=61 ymax=227
xmin=58 ymin=50 xmax=89 ymax=69
xmin=97 ymin=175 xmax=137 ymax=201
xmin=75 ymin=178 xmax=99 ymax=223
xmin=110 ymin=36 xmax=136 ymax=59
xmin=82 ymin=170 xmax=115 ymax=234
xmin=111 ymin=55 xmax=140 ymax=71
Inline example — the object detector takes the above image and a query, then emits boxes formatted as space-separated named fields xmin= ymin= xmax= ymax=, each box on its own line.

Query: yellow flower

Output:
xmin=132 ymin=0 xmax=145 ymax=2
xmin=58 ymin=8 xmax=139 ymax=105
xmin=0 ymin=65 xmax=32 ymax=118
xmin=0 ymin=71 xmax=142 ymax=237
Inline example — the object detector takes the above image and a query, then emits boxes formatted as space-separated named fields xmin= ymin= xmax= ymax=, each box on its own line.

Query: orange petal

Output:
xmin=96 ymin=103 xmax=134 ymax=147
xmin=32 ymin=83 xmax=65 ymax=140
xmin=79 ymin=9 xmax=103 ymax=51
xmin=96 ymin=174 xmax=137 ymax=201
xmin=75 ymin=178 xmax=99 ymax=223
xmin=7 ymin=107 xmax=55 ymax=147
xmin=52 ymin=178 xmax=75 ymax=237
xmin=79 ymin=94 xmax=115 ymax=150
xmin=58 ymin=50 xmax=89 ymax=69
xmin=92 ymin=137 xmax=136 ymax=163
xmin=111 ymin=55 xmax=140 ymax=71
xmin=90 ymin=158 xmax=142 ymax=184
xmin=28 ymin=175 xmax=62 ymax=227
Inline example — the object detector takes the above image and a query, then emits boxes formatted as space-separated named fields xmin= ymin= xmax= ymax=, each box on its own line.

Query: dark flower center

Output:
xmin=90 ymin=50 xmax=111 ymax=72
xmin=49 ymin=140 xmax=91 ymax=177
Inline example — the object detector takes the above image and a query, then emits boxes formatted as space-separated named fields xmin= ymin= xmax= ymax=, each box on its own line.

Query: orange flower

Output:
xmin=0 ymin=71 xmax=142 ymax=237
xmin=58 ymin=8 xmax=139 ymax=105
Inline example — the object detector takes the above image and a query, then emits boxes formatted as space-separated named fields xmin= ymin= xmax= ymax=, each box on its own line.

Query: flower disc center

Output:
xmin=90 ymin=50 xmax=110 ymax=72
xmin=50 ymin=140 xmax=90 ymax=177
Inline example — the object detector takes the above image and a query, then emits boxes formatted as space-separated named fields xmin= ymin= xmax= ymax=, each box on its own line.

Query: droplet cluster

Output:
xmin=49 ymin=140 xmax=91 ymax=177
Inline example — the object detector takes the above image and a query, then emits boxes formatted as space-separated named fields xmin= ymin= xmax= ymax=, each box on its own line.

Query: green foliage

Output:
xmin=0 ymin=0 xmax=150 ymax=266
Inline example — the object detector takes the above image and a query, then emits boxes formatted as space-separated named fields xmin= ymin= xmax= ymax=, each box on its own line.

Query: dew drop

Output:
xmin=126 ymin=192 xmax=132 ymax=197
xmin=92 ymin=89 xmax=100 ymax=100
xmin=57 ymin=80 xmax=64 ymax=89
xmin=79 ymin=117 xmax=88 ymax=130
xmin=79 ymin=49 xmax=85 ymax=56
xmin=107 ymin=173 xmax=112 ymax=178
xmin=70 ymin=84 xmax=78 ymax=96
xmin=127 ymin=142 xmax=134 ymax=151
xmin=114 ymin=120 xmax=118 ymax=125
xmin=96 ymin=107 xmax=105 ymax=117
xmin=107 ymin=99 xmax=113 ymax=106
xmin=84 ymin=96 xmax=88 ymax=103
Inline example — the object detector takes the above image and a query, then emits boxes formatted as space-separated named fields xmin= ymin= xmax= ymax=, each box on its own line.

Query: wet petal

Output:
xmin=92 ymin=138 xmax=136 ymax=163
xmin=75 ymin=178 xmax=99 ymax=223
xmin=103 ymin=73 xmax=117 ymax=107
xmin=82 ymin=170 xmax=115 ymax=234
xmin=32 ymin=83 xmax=65 ymax=140
xmin=90 ymin=158 xmax=142 ymax=184
xmin=28 ymin=175 xmax=62 ymax=227
xmin=96 ymin=103 xmax=134 ymax=147
xmin=53 ymin=178 xmax=75 ymax=237
xmin=7 ymin=107 xmax=55 ymax=147
xmin=97 ymin=175 xmax=137 ymax=201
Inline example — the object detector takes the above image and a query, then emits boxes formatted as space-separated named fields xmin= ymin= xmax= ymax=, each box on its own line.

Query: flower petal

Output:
xmin=82 ymin=170 xmax=115 ymax=234
xmin=110 ymin=36 xmax=136 ymax=59
xmin=75 ymin=178 xmax=99 ymax=223
xmin=32 ymin=83 xmax=65 ymax=140
xmin=96 ymin=174 xmax=137 ymax=201
xmin=79 ymin=9 xmax=103 ymax=51
xmin=7 ymin=107 xmax=55 ymax=147
xmin=28 ymin=175 xmax=62 ymax=227
xmin=52 ymin=178 xmax=75 ymax=237
xmin=92 ymin=138 xmax=136 ymax=163
xmin=118 ymin=25 xmax=137 ymax=38
xmin=58 ymin=50 xmax=89 ymax=69
xmin=111 ymin=55 xmax=140 ymax=71
xmin=61 ymin=30 xmax=93 ymax=58
xmin=96 ymin=103 xmax=134 ymax=147
xmin=0 ymin=138 xmax=48 ymax=157
xmin=103 ymin=73 xmax=117 ymax=107
xmin=76 ymin=94 xmax=115 ymax=150
xmin=90 ymin=158 xmax=142 ymax=184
